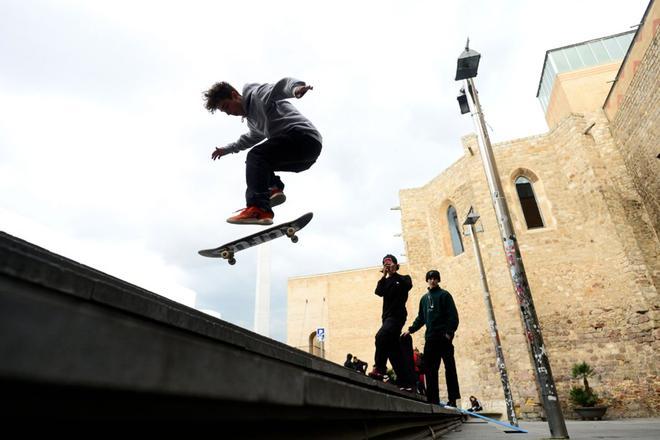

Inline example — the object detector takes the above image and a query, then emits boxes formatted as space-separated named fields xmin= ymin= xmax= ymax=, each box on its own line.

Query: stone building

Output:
xmin=288 ymin=1 xmax=659 ymax=419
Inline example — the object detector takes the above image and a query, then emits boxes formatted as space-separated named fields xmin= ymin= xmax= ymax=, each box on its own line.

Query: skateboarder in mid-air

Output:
xmin=203 ymin=78 xmax=323 ymax=225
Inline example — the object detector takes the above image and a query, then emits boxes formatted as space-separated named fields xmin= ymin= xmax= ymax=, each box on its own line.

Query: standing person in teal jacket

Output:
xmin=404 ymin=270 xmax=461 ymax=406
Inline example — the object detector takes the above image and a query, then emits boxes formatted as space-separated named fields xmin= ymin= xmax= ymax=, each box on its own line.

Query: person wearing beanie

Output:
xmin=368 ymin=254 xmax=416 ymax=391
xmin=404 ymin=269 xmax=461 ymax=406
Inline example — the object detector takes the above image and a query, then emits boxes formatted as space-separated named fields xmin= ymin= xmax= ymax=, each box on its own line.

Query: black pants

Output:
xmin=374 ymin=318 xmax=414 ymax=387
xmin=245 ymin=131 xmax=322 ymax=210
xmin=424 ymin=337 xmax=461 ymax=404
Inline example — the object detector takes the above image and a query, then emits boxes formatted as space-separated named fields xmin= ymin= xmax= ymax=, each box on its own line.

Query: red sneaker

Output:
xmin=269 ymin=188 xmax=286 ymax=207
xmin=367 ymin=367 xmax=385 ymax=381
xmin=226 ymin=206 xmax=274 ymax=225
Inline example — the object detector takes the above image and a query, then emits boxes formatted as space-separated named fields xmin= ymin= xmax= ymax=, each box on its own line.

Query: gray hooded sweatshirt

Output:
xmin=221 ymin=77 xmax=322 ymax=154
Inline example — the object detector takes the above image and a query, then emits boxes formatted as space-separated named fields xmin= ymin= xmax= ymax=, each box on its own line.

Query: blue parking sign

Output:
xmin=316 ymin=327 xmax=325 ymax=342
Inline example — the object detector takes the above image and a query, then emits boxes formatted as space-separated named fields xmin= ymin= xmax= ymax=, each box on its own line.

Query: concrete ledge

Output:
xmin=0 ymin=231 xmax=460 ymax=433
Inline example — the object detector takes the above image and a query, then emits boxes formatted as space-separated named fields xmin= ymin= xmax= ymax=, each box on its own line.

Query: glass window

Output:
xmin=616 ymin=35 xmax=630 ymax=55
xmin=540 ymin=85 xmax=551 ymax=110
xmin=620 ymin=32 xmax=634 ymax=50
xmin=538 ymin=64 xmax=556 ymax=112
xmin=588 ymin=40 xmax=610 ymax=63
xmin=576 ymin=44 xmax=597 ymax=67
xmin=543 ymin=68 xmax=555 ymax=92
xmin=447 ymin=206 xmax=464 ymax=256
xmin=551 ymin=50 xmax=571 ymax=72
xmin=538 ymin=80 xmax=547 ymax=99
xmin=515 ymin=177 xmax=544 ymax=229
xmin=564 ymin=46 xmax=585 ymax=70
xmin=537 ymin=31 xmax=635 ymax=111
xmin=539 ymin=83 xmax=549 ymax=110
xmin=603 ymin=37 xmax=624 ymax=59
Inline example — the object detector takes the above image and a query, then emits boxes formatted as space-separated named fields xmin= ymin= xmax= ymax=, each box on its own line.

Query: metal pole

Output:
xmin=464 ymin=209 xmax=518 ymax=426
xmin=254 ymin=242 xmax=271 ymax=337
xmin=465 ymin=77 xmax=569 ymax=438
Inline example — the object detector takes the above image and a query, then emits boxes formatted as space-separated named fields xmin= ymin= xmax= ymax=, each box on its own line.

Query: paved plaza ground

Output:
xmin=444 ymin=418 xmax=660 ymax=439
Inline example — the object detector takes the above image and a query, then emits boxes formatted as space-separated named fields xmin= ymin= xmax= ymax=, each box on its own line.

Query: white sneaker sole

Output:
xmin=226 ymin=217 xmax=274 ymax=225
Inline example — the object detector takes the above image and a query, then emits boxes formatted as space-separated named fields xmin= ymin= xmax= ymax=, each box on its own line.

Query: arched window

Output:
xmin=515 ymin=176 xmax=544 ymax=229
xmin=447 ymin=205 xmax=464 ymax=255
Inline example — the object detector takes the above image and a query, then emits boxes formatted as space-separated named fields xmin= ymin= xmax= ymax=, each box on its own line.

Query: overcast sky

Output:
xmin=0 ymin=0 xmax=649 ymax=341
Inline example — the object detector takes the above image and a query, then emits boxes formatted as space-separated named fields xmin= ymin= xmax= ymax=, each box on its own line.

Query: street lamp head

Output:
xmin=462 ymin=206 xmax=481 ymax=225
xmin=457 ymin=88 xmax=470 ymax=114
xmin=455 ymin=39 xmax=481 ymax=81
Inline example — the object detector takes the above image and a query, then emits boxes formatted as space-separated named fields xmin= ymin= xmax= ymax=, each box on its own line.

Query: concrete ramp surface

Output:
xmin=0 ymin=231 xmax=460 ymax=438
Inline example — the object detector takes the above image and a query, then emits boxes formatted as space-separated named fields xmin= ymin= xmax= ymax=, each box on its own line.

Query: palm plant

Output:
xmin=569 ymin=361 xmax=598 ymax=407
xmin=572 ymin=361 xmax=594 ymax=394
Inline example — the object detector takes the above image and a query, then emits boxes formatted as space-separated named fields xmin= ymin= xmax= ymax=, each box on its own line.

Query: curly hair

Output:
xmin=203 ymin=81 xmax=239 ymax=113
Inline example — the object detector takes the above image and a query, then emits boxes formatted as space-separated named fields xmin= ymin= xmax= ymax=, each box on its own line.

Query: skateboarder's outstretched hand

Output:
xmin=294 ymin=84 xmax=313 ymax=98
xmin=212 ymin=147 xmax=228 ymax=160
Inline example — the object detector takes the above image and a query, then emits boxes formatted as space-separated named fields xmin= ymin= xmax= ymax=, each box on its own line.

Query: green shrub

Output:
xmin=569 ymin=386 xmax=599 ymax=407
xmin=386 ymin=368 xmax=397 ymax=383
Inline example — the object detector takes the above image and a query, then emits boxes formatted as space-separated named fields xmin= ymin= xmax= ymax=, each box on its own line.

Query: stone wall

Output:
xmin=287 ymin=274 xmax=329 ymax=355
xmin=288 ymin=267 xmax=387 ymax=365
xmin=287 ymin=113 xmax=659 ymax=418
xmin=608 ymin=33 xmax=660 ymax=288
xmin=397 ymin=113 xmax=658 ymax=419
xmin=605 ymin=1 xmax=660 ymax=238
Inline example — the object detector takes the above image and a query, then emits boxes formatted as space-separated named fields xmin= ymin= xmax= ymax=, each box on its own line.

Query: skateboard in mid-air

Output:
xmin=198 ymin=212 xmax=313 ymax=265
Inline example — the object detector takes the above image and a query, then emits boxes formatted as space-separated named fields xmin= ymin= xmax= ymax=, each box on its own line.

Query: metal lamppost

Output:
xmin=463 ymin=207 xmax=518 ymax=427
xmin=455 ymin=41 xmax=569 ymax=439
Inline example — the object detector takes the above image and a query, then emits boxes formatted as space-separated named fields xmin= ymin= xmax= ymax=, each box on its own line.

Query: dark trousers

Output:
xmin=424 ymin=337 xmax=461 ymax=404
xmin=374 ymin=318 xmax=414 ymax=387
xmin=245 ymin=131 xmax=322 ymax=209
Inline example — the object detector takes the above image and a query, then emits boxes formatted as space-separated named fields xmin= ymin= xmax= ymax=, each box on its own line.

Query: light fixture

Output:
xmin=455 ymin=39 xmax=481 ymax=80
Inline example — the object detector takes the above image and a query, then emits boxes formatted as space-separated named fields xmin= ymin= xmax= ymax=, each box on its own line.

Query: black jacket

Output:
xmin=375 ymin=272 xmax=413 ymax=323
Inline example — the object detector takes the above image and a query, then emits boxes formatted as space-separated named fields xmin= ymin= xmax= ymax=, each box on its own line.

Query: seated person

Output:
xmin=353 ymin=357 xmax=368 ymax=374
xmin=467 ymin=395 xmax=483 ymax=412
xmin=344 ymin=353 xmax=354 ymax=369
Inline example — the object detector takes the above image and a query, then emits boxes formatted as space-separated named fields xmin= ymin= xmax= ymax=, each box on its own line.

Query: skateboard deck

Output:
xmin=198 ymin=212 xmax=313 ymax=265
xmin=443 ymin=405 xmax=528 ymax=433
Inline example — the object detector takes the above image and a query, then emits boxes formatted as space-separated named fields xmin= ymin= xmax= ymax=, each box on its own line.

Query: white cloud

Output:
xmin=0 ymin=0 xmax=649 ymax=342
xmin=198 ymin=309 xmax=222 ymax=320
xmin=1 ymin=208 xmax=197 ymax=307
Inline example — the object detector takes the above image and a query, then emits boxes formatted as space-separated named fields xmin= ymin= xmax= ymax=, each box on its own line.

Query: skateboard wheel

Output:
xmin=286 ymin=227 xmax=295 ymax=237
xmin=228 ymin=258 xmax=236 ymax=265
xmin=221 ymin=250 xmax=230 ymax=259
xmin=290 ymin=235 xmax=299 ymax=243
